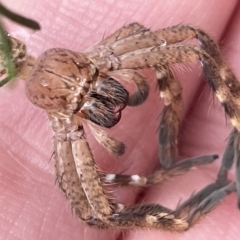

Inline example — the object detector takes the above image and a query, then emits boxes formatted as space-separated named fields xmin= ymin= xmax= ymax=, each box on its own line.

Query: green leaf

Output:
xmin=0 ymin=22 xmax=17 ymax=87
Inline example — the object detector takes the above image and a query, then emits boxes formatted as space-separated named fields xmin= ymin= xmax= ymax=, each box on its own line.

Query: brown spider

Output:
xmin=5 ymin=23 xmax=239 ymax=231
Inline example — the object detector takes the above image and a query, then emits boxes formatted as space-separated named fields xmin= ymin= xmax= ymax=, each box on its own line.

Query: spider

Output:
xmin=5 ymin=23 xmax=239 ymax=231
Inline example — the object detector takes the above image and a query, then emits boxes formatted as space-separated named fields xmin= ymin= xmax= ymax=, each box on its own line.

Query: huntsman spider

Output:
xmin=4 ymin=22 xmax=239 ymax=231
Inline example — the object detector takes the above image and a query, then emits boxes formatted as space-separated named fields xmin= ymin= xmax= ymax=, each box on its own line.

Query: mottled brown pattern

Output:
xmin=5 ymin=23 xmax=239 ymax=230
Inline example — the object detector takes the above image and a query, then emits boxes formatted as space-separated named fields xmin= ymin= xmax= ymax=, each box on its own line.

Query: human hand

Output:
xmin=0 ymin=0 xmax=239 ymax=239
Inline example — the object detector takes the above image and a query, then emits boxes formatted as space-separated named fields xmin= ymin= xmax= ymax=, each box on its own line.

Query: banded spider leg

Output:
xmin=86 ymin=23 xmax=239 ymax=227
xmin=22 ymin=23 xmax=238 ymax=231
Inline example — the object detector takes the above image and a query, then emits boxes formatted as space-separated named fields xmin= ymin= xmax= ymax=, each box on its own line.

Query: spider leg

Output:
xmin=93 ymin=66 xmax=217 ymax=180
xmin=84 ymin=147 xmax=233 ymax=230
xmin=217 ymin=127 xmax=240 ymax=208
xmin=234 ymin=130 xmax=240 ymax=208
xmin=102 ymin=116 xmax=236 ymax=229
xmin=103 ymin=154 xmax=218 ymax=186
xmin=155 ymin=65 xmax=182 ymax=168
xmin=195 ymin=29 xmax=240 ymax=207
xmin=89 ymin=24 xmax=240 ymax=123
xmin=173 ymin=126 xmax=238 ymax=220
xmin=95 ymin=41 xmax=240 ymax=201
xmin=85 ymin=203 xmax=188 ymax=230
xmin=108 ymin=204 xmax=189 ymax=231
xmin=90 ymin=23 xmax=240 ymax=125
xmin=86 ymin=120 xmax=126 ymax=156
xmin=87 ymin=22 xmax=149 ymax=54
xmin=87 ymin=24 xmax=221 ymax=60
xmin=93 ymin=23 xmax=240 ymax=112
xmin=88 ymin=24 xmax=178 ymax=167
xmin=115 ymin=44 xmax=240 ymax=132
xmin=216 ymin=128 xmax=235 ymax=184
xmin=98 ymin=44 xmax=230 ymax=169
xmin=54 ymin=136 xmax=92 ymax=221
xmin=80 ymin=181 xmax=235 ymax=230
xmin=176 ymin=182 xmax=235 ymax=227
xmin=86 ymin=181 xmax=234 ymax=230
xmin=87 ymin=24 xmax=190 ymax=59
xmin=51 ymin=115 xmax=119 ymax=225
xmin=71 ymin=133 xmax=113 ymax=221
xmin=153 ymin=25 xmax=240 ymax=206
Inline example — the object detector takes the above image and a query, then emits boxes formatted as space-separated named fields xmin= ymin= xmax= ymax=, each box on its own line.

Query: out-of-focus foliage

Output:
xmin=0 ymin=2 xmax=40 ymax=87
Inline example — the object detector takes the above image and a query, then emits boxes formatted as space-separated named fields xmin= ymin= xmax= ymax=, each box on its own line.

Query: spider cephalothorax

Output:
xmin=7 ymin=22 xmax=239 ymax=230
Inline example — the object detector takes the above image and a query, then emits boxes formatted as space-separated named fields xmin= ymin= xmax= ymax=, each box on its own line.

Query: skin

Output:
xmin=0 ymin=0 xmax=240 ymax=239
